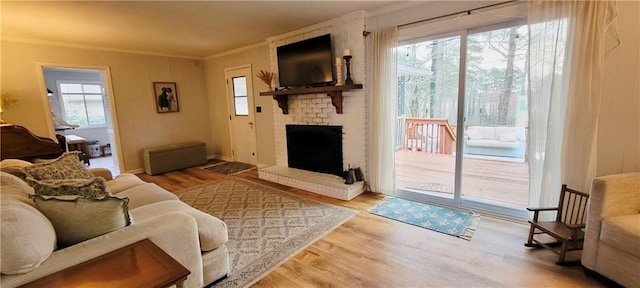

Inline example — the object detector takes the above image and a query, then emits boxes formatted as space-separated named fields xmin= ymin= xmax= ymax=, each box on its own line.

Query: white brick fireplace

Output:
xmin=258 ymin=12 xmax=368 ymax=201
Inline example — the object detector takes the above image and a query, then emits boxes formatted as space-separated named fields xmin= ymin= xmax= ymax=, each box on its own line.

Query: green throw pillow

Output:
xmin=34 ymin=195 xmax=132 ymax=248
xmin=26 ymin=177 xmax=111 ymax=199
xmin=23 ymin=152 xmax=94 ymax=180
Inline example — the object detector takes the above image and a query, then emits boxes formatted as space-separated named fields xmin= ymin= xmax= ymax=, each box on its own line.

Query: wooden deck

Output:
xmin=395 ymin=149 xmax=529 ymax=208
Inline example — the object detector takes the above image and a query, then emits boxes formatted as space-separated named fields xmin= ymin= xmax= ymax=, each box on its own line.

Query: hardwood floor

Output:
xmin=137 ymin=162 xmax=601 ymax=287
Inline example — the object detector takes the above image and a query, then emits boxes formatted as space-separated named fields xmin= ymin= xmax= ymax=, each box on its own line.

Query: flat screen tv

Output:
xmin=277 ymin=34 xmax=335 ymax=88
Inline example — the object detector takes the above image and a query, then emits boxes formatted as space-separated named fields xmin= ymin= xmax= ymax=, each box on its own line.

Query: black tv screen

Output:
xmin=277 ymin=34 xmax=335 ymax=88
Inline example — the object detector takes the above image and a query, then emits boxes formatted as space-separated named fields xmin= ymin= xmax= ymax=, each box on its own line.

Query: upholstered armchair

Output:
xmin=582 ymin=172 xmax=640 ymax=287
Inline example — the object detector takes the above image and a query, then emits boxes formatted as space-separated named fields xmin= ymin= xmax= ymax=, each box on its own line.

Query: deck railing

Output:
xmin=403 ymin=118 xmax=456 ymax=155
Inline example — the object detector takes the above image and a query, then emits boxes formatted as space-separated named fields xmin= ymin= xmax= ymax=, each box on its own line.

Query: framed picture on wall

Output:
xmin=153 ymin=82 xmax=179 ymax=113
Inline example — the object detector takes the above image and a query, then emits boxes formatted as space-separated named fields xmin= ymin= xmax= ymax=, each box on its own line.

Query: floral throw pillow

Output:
xmin=26 ymin=177 xmax=111 ymax=199
xmin=22 ymin=152 xmax=94 ymax=180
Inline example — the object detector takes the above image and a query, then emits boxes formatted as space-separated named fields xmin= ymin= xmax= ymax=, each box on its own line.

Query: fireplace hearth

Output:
xmin=286 ymin=125 xmax=343 ymax=177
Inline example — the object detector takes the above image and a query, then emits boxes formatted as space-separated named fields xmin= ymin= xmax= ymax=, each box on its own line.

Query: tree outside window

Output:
xmin=59 ymin=82 xmax=107 ymax=127
xmin=398 ymin=23 xmax=528 ymax=128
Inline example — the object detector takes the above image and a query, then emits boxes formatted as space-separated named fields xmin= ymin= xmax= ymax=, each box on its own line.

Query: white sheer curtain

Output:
xmin=367 ymin=27 xmax=398 ymax=194
xmin=527 ymin=0 xmax=619 ymax=210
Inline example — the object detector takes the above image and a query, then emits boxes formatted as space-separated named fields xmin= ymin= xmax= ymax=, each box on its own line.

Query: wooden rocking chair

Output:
xmin=525 ymin=184 xmax=590 ymax=265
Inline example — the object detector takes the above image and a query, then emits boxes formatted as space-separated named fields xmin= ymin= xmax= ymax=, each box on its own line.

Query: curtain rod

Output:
xmin=398 ymin=0 xmax=516 ymax=28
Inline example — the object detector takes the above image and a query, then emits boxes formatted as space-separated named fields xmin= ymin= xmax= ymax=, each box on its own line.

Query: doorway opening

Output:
xmin=42 ymin=66 xmax=121 ymax=175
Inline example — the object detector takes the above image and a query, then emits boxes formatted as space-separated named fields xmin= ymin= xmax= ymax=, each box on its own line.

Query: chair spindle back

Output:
xmin=557 ymin=184 xmax=590 ymax=225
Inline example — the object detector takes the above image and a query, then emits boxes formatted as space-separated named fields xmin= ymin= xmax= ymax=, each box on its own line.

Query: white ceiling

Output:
xmin=1 ymin=1 xmax=401 ymax=59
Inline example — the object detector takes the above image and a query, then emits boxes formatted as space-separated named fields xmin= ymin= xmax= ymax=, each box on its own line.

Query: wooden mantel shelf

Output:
xmin=259 ymin=84 xmax=363 ymax=114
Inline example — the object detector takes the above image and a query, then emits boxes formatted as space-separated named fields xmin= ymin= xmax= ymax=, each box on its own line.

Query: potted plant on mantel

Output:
xmin=256 ymin=70 xmax=274 ymax=91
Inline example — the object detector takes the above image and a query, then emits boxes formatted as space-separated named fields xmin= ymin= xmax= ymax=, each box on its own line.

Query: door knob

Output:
xmin=248 ymin=121 xmax=254 ymax=128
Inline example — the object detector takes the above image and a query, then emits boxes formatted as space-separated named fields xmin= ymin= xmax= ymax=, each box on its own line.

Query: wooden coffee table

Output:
xmin=20 ymin=239 xmax=190 ymax=288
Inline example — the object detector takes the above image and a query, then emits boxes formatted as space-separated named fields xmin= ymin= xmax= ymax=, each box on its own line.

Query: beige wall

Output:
xmin=204 ymin=44 xmax=276 ymax=166
xmin=0 ymin=41 xmax=212 ymax=172
xmin=597 ymin=1 xmax=640 ymax=176
xmin=1 ymin=1 xmax=635 ymax=175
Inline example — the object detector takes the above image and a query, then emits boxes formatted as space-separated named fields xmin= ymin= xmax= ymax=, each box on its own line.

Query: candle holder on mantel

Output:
xmin=343 ymin=55 xmax=353 ymax=85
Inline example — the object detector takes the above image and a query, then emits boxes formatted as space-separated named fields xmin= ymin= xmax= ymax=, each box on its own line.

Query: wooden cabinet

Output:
xmin=259 ymin=84 xmax=363 ymax=114
xmin=0 ymin=124 xmax=63 ymax=161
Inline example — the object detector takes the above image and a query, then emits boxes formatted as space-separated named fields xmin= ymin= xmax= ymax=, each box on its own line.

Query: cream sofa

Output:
xmin=0 ymin=163 xmax=229 ymax=287
xmin=582 ymin=172 xmax=640 ymax=287
xmin=463 ymin=126 xmax=526 ymax=158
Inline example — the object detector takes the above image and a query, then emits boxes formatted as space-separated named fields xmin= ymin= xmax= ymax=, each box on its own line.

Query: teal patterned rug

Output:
xmin=368 ymin=197 xmax=480 ymax=240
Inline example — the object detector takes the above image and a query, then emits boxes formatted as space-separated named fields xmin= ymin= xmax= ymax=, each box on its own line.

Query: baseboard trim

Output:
xmin=125 ymin=168 xmax=144 ymax=174
xmin=208 ymin=154 xmax=234 ymax=162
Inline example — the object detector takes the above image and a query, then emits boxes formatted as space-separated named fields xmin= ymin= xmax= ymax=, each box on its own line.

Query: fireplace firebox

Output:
xmin=286 ymin=125 xmax=343 ymax=177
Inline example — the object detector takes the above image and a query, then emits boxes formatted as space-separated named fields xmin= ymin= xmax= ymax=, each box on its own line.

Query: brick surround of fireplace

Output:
xmin=258 ymin=12 xmax=367 ymax=201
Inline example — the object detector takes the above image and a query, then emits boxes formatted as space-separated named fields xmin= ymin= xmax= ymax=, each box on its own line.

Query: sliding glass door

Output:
xmin=396 ymin=33 xmax=461 ymax=201
xmin=461 ymin=24 xmax=529 ymax=210
xmin=395 ymin=20 xmax=530 ymax=219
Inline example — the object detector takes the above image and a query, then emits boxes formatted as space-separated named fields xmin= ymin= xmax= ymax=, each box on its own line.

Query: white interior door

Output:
xmin=225 ymin=65 xmax=257 ymax=165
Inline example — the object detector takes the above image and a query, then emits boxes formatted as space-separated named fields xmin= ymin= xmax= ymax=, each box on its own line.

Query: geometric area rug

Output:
xmin=367 ymin=197 xmax=480 ymax=241
xmin=173 ymin=176 xmax=357 ymax=287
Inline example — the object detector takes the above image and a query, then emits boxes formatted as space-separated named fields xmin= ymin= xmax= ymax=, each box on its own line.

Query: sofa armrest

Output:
xmin=0 ymin=212 xmax=204 ymax=288
xmin=106 ymin=173 xmax=147 ymax=194
xmin=592 ymin=172 xmax=640 ymax=218
xmin=88 ymin=168 xmax=113 ymax=180
xmin=583 ymin=172 xmax=640 ymax=269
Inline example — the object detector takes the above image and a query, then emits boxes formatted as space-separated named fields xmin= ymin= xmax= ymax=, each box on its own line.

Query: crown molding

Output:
xmin=265 ymin=10 xmax=366 ymax=43
xmin=205 ymin=41 xmax=269 ymax=60
xmin=366 ymin=1 xmax=429 ymax=17
xmin=1 ymin=37 xmax=204 ymax=60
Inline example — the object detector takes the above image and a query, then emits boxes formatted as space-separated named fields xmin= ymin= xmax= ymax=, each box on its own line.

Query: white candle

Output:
xmin=343 ymin=49 xmax=351 ymax=56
